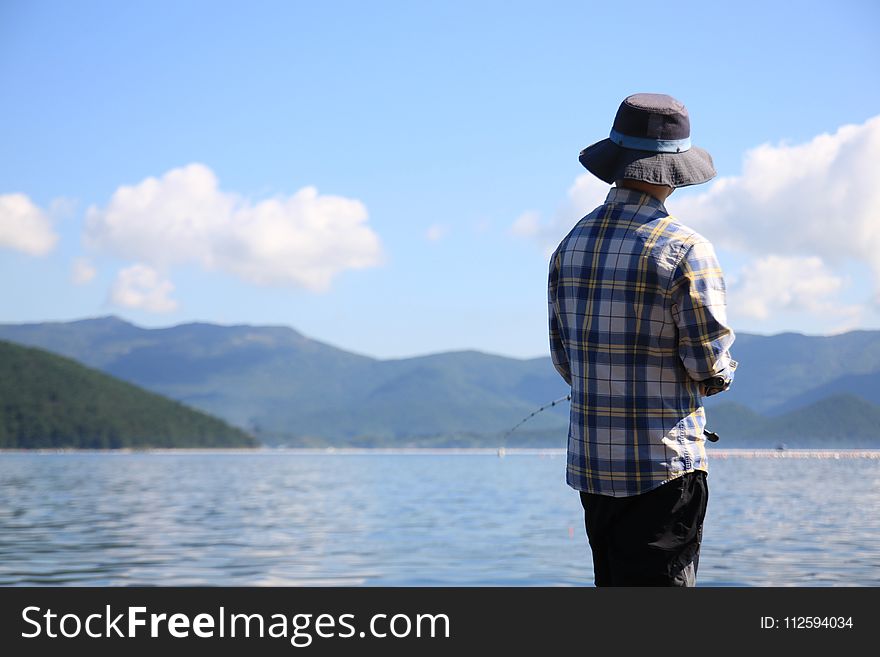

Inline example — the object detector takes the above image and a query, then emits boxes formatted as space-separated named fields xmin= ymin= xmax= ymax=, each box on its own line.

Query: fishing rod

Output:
xmin=502 ymin=393 xmax=720 ymax=442
xmin=502 ymin=393 xmax=571 ymax=441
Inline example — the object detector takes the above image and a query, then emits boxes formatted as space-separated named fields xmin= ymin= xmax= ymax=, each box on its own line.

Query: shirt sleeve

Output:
xmin=670 ymin=239 xmax=737 ymax=394
xmin=548 ymin=249 xmax=572 ymax=386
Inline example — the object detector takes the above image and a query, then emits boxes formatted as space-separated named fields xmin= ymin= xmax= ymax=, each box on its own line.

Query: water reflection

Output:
xmin=0 ymin=451 xmax=877 ymax=586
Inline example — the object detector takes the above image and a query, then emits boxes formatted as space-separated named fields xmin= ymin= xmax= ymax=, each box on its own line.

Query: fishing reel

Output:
xmin=700 ymin=376 xmax=727 ymax=442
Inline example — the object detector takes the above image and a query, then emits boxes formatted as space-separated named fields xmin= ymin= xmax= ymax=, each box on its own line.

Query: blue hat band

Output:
xmin=609 ymin=128 xmax=691 ymax=154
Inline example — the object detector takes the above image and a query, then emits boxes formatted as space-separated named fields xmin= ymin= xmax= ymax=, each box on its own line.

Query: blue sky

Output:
xmin=2 ymin=0 xmax=879 ymax=358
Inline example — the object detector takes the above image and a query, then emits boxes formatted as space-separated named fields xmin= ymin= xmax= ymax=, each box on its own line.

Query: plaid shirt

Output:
xmin=548 ymin=187 xmax=736 ymax=497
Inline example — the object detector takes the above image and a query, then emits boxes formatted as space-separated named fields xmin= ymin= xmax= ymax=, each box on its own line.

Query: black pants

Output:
xmin=579 ymin=471 xmax=708 ymax=587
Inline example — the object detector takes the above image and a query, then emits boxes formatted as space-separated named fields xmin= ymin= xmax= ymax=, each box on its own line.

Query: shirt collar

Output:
xmin=604 ymin=186 xmax=668 ymax=213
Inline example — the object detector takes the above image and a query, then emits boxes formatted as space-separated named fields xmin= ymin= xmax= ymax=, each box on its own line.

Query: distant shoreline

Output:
xmin=1 ymin=447 xmax=879 ymax=458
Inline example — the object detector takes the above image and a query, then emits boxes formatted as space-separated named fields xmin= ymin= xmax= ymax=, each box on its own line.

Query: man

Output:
xmin=548 ymin=93 xmax=737 ymax=587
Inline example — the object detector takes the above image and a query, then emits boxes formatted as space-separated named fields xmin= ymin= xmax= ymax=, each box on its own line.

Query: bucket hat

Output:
xmin=578 ymin=93 xmax=716 ymax=188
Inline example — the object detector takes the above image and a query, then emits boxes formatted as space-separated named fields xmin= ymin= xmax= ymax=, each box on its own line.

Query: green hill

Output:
xmin=2 ymin=316 xmax=880 ymax=447
xmin=703 ymin=395 xmax=880 ymax=448
xmin=0 ymin=340 xmax=257 ymax=449
xmin=703 ymin=330 xmax=880 ymax=413
xmin=0 ymin=317 xmax=570 ymax=443
xmin=357 ymin=394 xmax=880 ymax=449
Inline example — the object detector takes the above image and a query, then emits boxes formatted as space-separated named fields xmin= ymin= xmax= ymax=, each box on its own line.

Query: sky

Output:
xmin=1 ymin=0 xmax=879 ymax=359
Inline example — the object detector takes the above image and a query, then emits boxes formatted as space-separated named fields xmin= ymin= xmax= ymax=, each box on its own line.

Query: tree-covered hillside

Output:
xmin=0 ymin=340 xmax=257 ymax=448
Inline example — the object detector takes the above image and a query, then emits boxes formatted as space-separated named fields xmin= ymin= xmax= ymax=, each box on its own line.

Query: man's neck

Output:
xmin=615 ymin=179 xmax=674 ymax=203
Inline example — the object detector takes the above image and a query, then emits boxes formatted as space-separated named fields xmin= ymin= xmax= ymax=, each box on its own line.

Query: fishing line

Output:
xmin=502 ymin=394 xmax=720 ymax=442
xmin=502 ymin=394 xmax=571 ymax=441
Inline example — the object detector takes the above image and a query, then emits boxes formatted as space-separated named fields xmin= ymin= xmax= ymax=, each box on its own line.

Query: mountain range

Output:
xmin=1 ymin=316 xmax=879 ymax=448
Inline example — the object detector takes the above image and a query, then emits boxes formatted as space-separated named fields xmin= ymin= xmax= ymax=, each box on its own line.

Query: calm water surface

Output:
xmin=0 ymin=451 xmax=878 ymax=586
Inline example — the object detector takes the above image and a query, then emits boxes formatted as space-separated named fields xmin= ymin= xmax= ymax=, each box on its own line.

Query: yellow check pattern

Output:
xmin=548 ymin=187 xmax=736 ymax=497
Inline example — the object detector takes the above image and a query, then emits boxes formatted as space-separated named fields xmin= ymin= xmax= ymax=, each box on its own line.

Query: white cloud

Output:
xmin=71 ymin=257 xmax=97 ymax=285
xmin=472 ymin=218 xmax=492 ymax=234
xmin=519 ymin=115 xmax=880 ymax=331
xmin=110 ymin=264 xmax=178 ymax=313
xmin=510 ymin=211 xmax=541 ymax=238
xmin=669 ymin=114 xmax=880 ymax=285
xmin=728 ymin=255 xmax=861 ymax=326
xmin=564 ymin=173 xmax=615 ymax=219
xmin=85 ymin=163 xmax=383 ymax=292
xmin=0 ymin=193 xmax=59 ymax=256
xmin=508 ymin=173 xmax=611 ymax=253
xmin=425 ymin=223 xmax=449 ymax=241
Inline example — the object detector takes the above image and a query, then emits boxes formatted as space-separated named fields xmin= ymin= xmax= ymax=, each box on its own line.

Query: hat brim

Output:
xmin=578 ymin=139 xmax=716 ymax=188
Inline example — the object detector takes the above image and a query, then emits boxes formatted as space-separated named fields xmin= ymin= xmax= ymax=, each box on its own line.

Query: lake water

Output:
xmin=1 ymin=450 xmax=878 ymax=587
